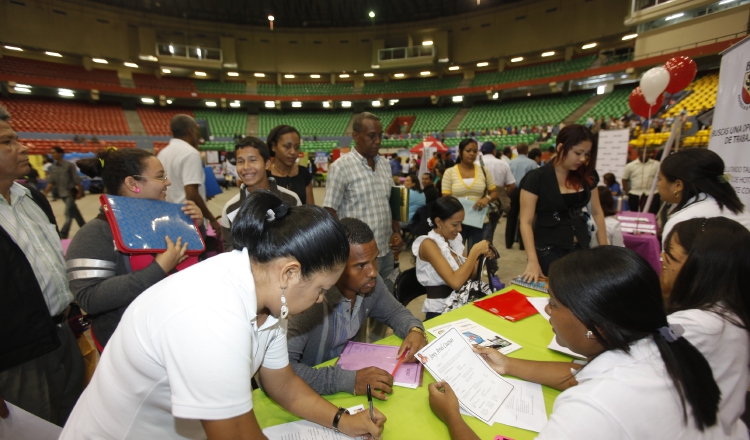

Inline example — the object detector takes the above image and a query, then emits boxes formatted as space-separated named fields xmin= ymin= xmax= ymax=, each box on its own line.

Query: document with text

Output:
xmin=427 ymin=318 xmax=522 ymax=356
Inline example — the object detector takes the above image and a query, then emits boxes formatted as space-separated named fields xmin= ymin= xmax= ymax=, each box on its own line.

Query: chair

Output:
xmin=393 ymin=267 xmax=426 ymax=308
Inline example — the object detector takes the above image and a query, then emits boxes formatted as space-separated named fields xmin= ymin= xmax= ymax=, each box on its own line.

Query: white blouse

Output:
xmin=412 ymin=230 xmax=465 ymax=313
xmin=662 ymin=194 xmax=750 ymax=247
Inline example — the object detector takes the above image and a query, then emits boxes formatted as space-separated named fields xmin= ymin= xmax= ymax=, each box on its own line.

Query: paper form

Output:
xmin=417 ymin=327 xmax=514 ymax=425
xmin=0 ymin=402 xmax=62 ymax=440
xmin=427 ymin=318 xmax=522 ymax=355
xmin=524 ymin=297 xmax=550 ymax=320
xmin=459 ymin=378 xmax=548 ymax=432
xmin=262 ymin=406 xmax=365 ymax=440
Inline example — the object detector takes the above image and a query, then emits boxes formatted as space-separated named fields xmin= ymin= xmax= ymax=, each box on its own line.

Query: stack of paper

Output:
xmin=337 ymin=342 xmax=423 ymax=388
xmin=262 ymin=405 xmax=366 ymax=440
xmin=427 ymin=318 xmax=522 ymax=355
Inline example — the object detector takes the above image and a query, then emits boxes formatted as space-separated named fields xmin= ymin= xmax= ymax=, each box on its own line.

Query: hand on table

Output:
xmin=155 ymin=236 xmax=188 ymax=273
xmin=472 ymin=345 xmax=511 ymax=375
xmin=399 ymin=331 xmax=428 ymax=363
xmin=521 ymin=260 xmax=543 ymax=283
xmin=339 ymin=407 xmax=386 ymax=440
xmin=428 ymin=381 xmax=460 ymax=424
xmin=181 ymin=201 xmax=204 ymax=227
xmin=354 ymin=367 xmax=393 ymax=400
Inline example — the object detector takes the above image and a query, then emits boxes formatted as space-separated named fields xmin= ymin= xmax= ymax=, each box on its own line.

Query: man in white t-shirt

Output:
xmin=621 ymin=152 xmax=660 ymax=214
xmin=158 ymin=115 xmax=221 ymax=236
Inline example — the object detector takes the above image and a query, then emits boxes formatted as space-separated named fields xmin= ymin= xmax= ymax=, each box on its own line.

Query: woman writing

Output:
xmin=441 ymin=139 xmax=499 ymax=251
xmin=61 ymin=191 xmax=385 ymax=439
xmin=428 ymin=246 xmax=722 ymax=439
xmin=656 ymin=148 xmax=750 ymax=245
xmin=413 ymin=197 xmax=494 ymax=320
xmin=266 ymin=124 xmax=315 ymax=205
xmin=520 ymin=124 xmax=607 ymax=281
xmin=67 ymin=148 xmax=203 ymax=350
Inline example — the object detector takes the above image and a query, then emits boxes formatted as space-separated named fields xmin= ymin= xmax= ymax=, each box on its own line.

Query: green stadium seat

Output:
xmin=194 ymin=109 xmax=247 ymax=137
xmin=258 ymin=111 xmax=351 ymax=136
xmin=195 ymin=80 xmax=246 ymax=95
xmin=459 ymin=94 xmax=590 ymax=132
xmin=362 ymin=76 xmax=462 ymax=95
xmin=576 ymin=88 xmax=632 ymax=125
xmin=471 ymin=56 xmax=596 ymax=88
xmin=257 ymin=83 xmax=354 ymax=96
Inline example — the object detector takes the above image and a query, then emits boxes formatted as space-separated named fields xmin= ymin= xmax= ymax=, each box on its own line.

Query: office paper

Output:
xmin=0 ymin=402 xmax=62 ymax=440
xmin=524 ymin=297 xmax=550 ymax=321
xmin=458 ymin=197 xmax=489 ymax=229
xmin=427 ymin=318 xmax=522 ymax=355
xmin=262 ymin=406 xmax=366 ymax=440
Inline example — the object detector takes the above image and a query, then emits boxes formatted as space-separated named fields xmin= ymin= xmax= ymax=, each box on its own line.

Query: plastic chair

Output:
xmin=393 ymin=267 xmax=427 ymax=308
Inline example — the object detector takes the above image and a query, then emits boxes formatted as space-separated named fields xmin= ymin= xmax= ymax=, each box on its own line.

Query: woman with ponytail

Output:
xmin=66 ymin=148 xmax=203 ymax=350
xmin=62 ymin=191 xmax=385 ymax=440
xmin=428 ymin=246 xmax=722 ymax=439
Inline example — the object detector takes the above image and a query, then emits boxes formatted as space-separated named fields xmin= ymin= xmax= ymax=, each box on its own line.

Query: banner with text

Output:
xmin=596 ymin=129 xmax=630 ymax=184
xmin=709 ymin=37 xmax=750 ymax=205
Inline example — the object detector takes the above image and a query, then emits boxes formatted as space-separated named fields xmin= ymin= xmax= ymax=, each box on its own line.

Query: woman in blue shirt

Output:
xmin=405 ymin=173 xmax=426 ymax=222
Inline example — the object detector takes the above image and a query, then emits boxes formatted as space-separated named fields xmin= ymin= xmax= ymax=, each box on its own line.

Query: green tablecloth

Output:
xmin=253 ymin=285 xmax=570 ymax=440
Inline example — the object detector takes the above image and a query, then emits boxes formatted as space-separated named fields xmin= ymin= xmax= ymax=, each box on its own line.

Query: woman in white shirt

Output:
xmin=61 ymin=191 xmax=385 ymax=440
xmin=428 ymin=246 xmax=722 ymax=439
xmin=661 ymin=217 xmax=750 ymax=439
xmin=412 ymin=196 xmax=494 ymax=320
xmin=657 ymin=148 xmax=750 ymax=246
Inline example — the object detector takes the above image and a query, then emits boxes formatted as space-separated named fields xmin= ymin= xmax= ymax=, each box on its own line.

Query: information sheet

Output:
xmin=262 ymin=406 xmax=365 ymax=440
xmin=417 ymin=327 xmax=514 ymax=425
xmin=427 ymin=318 xmax=522 ymax=355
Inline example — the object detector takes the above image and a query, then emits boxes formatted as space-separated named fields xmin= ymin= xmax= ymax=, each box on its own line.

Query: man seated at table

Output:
xmin=287 ymin=218 xmax=428 ymax=400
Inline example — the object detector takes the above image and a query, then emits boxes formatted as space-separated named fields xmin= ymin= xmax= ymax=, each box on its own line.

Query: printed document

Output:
xmin=427 ymin=318 xmax=522 ymax=355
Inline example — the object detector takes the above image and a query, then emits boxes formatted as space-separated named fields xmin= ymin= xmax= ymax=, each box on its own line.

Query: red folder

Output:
xmin=473 ymin=290 xmax=539 ymax=322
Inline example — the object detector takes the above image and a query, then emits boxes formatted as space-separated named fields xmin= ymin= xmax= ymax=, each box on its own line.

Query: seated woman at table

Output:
xmin=596 ymin=186 xmax=624 ymax=247
xmin=404 ymin=173 xmax=426 ymax=224
xmin=60 ymin=191 xmax=385 ymax=440
xmin=413 ymin=196 xmax=495 ymax=320
xmin=428 ymin=246 xmax=722 ymax=439
xmin=657 ymin=148 xmax=750 ymax=246
xmin=519 ymin=125 xmax=608 ymax=282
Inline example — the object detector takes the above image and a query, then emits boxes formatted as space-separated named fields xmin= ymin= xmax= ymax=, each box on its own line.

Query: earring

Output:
xmin=280 ymin=286 xmax=289 ymax=319
xmin=585 ymin=330 xmax=593 ymax=339
xmin=134 ymin=187 xmax=140 ymax=193
xmin=673 ymin=190 xmax=680 ymax=197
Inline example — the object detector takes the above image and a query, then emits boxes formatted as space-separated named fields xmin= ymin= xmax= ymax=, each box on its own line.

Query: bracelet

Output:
xmin=332 ymin=407 xmax=349 ymax=432
xmin=409 ymin=326 xmax=429 ymax=343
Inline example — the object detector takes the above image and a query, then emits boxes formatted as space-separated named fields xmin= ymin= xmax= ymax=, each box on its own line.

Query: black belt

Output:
xmin=51 ymin=306 xmax=70 ymax=325
xmin=546 ymin=208 xmax=585 ymax=222
xmin=425 ymin=285 xmax=453 ymax=299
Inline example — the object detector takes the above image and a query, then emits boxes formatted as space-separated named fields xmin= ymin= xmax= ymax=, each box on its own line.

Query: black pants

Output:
xmin=425 ymin=312 xmax=441 ymax=321
xmin=537 ymin=243 xmax=582 ymax=276
xmin=60 ymin=195 xmax=85 ymax=239
xmin=628 ymin=193 xmax=660 ymax=215
xmin=505 ymin=188 xmax=522 ymax=249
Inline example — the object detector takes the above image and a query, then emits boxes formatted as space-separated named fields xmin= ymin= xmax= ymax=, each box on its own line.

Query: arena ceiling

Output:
xmin=83 ymin=0 xmax=527 ymax=28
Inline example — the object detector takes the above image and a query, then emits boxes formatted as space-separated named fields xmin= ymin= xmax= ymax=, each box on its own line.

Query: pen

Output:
xmin=366 ymin=384 xmax=374 ymax=423
xmin=391 ymin=349 xmax=408 ymax=376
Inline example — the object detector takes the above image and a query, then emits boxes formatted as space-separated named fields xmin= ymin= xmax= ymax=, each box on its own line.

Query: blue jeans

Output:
xmin=462 ymin=222 xmax=493 ymax=254
xmin=60 ymin=196 xmax=85 ymax=239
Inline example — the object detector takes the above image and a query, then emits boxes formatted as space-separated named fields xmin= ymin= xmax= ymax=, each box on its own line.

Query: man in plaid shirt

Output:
xmin=324 ymin=112 xmax=403 ymax=293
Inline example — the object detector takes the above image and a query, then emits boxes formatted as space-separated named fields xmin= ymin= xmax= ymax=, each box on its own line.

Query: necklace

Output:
xmin=272 ymin=163 xmax=292 ymax=178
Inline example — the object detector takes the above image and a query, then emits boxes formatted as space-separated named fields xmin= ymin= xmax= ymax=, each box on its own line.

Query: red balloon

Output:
xmin=664 ymin=56 xmax=697 ymax=94
xmin=629 ymin=87 xmax=664 ymax=119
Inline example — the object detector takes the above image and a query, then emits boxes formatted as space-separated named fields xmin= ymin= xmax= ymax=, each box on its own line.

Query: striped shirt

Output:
xmin=324 ymin=148 xmax=394 ymax=257
xmin=441 ymin=164 xmax=497 ymax=200
xmin=0 ymin=182 xmax=73 ymax=316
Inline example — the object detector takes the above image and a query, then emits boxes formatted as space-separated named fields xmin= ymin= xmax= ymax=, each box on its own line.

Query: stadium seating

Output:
xmin=199 ymin=141 xmax=235 ymax=151
xmin=361 ymin=76 xmax=463 ymax=95
xmin=404 ymin=107 xmax=460 ymax=134
xmin=133 ymin=74 xmax=197 ymax=93
xmin=1 ymin=97 xmax=130 ymax=135
xmin=576 ymin=88 xmax=632 ymax=124
xmin=195 ymin=81 xmax=246 ymax=95
xmin=23 ymin=139 xmax=136 ymax=155
xmin=301 ymin=140 xmax=338 ymax=152
xmin=193 ymin=109 xmax=247 ymax=137
xmin=258 ymin=111 xmax=351 ymax=136
xmin=663 ymin=73 xmax=719 ymax=117
xmin=471 ymin=56 xmax=596 ymax=87
xmin=258 ymin=82 xmax=354 ymax=96
xmin=459 ymin=93 xmax=590 ymax=131
xmin=0 ymin=56 xmax=120 ymax=86
xmin=137 ymin=107 xmax=195 ymax=136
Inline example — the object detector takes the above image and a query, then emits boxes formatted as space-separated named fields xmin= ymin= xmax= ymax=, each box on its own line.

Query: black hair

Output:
xmin=406 ymin=173 xmax=422 ymax=193
xmin=232 ymin=190 xmax=349 ymax=277
xmin=528 ymin=148 xmax=542 ymax=161
xmin=516 ymin=143 xmax=529 ymax=155
xmin=502 ymin=146 xmax=512 ymax=156
xmin=77 ymin=148 xmax=154 ymax=195
xmin=596 ymin=186 xmax=617 ymax=217
xmin=548 ymin=146 xmax=556 ymax=153
xmin=603 ymin=172 xmax=616 ymax=187
xmin=235 ymin=136 xmax=270 ymax=163
xmin=428 ymin=196 xmax=464 ymax=229
xmin=665 ymin=217 xmax=750 ymax=336
xmin=267 ymin=124 xmax=301 ymax=153
xmin=554 ymin=124 xmax=597 ymax=190
xmin=660 ymin=149 xmax=744 ymax=215
xmin=52 ymin=146 xmax=64 ymax=154
xmin=549 ymin=247 xmax=720 ymax=431
xmin=339 ymin=217 xmax=375 ymax=246
xmin=170 ymin=114 xmax=196 ymax=138
xmin=457 ymin=138 xmax=477 ymax=163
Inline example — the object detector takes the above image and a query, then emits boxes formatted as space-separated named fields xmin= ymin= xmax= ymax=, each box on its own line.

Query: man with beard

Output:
xmin=286 ymin=218 xmax=427 ymax=400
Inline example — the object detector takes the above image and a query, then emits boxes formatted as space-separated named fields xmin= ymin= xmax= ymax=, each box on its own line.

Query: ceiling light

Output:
xmin=394 ymin=73 xmax=404 ymax=78
xmin=452 ymin=96 xmax=463 ymax=102
xmin=342 ymin=101 xmax=352 ymax=108
xmin=195 ymin=71 xmax=207 ymax=76
xmin=139 ymin=55 xmax=158 ymax=61
xmin=438 ymin=58 xmax=449 ymax=63
xmin=719 ymin=0 xmax=737 ymax=4
xmin=364 ymin=73 xmax=374 ymax=77
xmin=15 ymin=84 xmax=31 ymax=89
xmin=268 ymin=15 xmax=274 ymax=21
xmin=4 ymin=46 xmax=22 ymax=51
xmin=124 ymin=62 xmax=139 ymax=68
xmin=323 ymin=101 xmax=331 ymax=108
xmin=92 ymin=58 xmax=108 ymax=64
xmin=284 ymin=74 xmax=295 ymax=79
xmin=162 ymin=68 xmax=171 ymax=74
xmin=389 ymin=99 xmax=399 ymax=105
xmin=372 ymin=100 xmax=381 ymax=107
xmin=58 ymin=88 xmax=74 ymax=97
xmin=265 ymin=101 xmax=275 ymax=108
xmin=622 ymin=34 xmax=638 ymax=40
xmin=227 ymin=72 xmax=239 ymax=77
xmin=369 ymin=11 xmax=375 ymax=18
xmin=141 ymin=97 xmax=155 ymax=104
xmin=292 ymin=101 xmax=302 ymax=107
xmin=581 ymin=43 xmax=597 ymax=50
xmin=448 ymin=66 xmax=460 ymax=71
xmin=422 ymin=40 xmax=433 ymax=46
xmin=45 ymin=51 xmax=62 ymax=57
xmin=371 ymin=65 xmax=380 ymax=69
xmin=492 ymin=92 xmax=499 ymax=99
xmin=205 ymin=101 xmax=217 ymax=107
xmin=14 ymin=87 xmax=31 ymax=93
xmin=310 ymin=74 xmax=321 ymax=79
xmin=420 ymin=71 xmax=430 ymax=76
xmin=541 ymin=51 xmax=555 ymax=57
xmin=665 ymin=12 xmax=684 ymax=20
xmin=477 ymin=62 xmax=489 ymax=67
xmin=511 ymin=57 xmax=523 ymax=62
xmin=339 ymin=74 xmax=349 ymax=78
xmin=230 ymin=102 xmax=241 ymax=108
xmin=254 ymin=73 xmax=266 ymax=77
xmin=223 ymin=63 xmax=238 ymax=68
xmin=166 ymin=99 xmax=173 ymax=104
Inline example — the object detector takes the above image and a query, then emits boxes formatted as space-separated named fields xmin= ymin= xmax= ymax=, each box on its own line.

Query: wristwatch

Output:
xmin=333 ymin=407 xmax=349 ymax=432
xmin=409 ymin=326 xmax=429 ymax=343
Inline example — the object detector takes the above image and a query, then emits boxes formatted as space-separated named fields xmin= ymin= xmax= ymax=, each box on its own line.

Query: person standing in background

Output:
xmin=506 ymin=145 xmax=541 ymax=249
xmin=621 ymin=148 xmax=660 ymax=214
xmin=266 ymin=124 xmax=315 ymax=205
xmin=43 ymin=146 xmax=85 ymax=239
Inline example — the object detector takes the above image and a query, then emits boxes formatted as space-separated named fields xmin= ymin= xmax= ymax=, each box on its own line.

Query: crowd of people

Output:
xmin=2 ymin=104 xmax=750 ymax=440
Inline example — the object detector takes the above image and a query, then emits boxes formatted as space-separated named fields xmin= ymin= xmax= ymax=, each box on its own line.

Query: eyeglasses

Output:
xmin=133 ymin=174 xmax=169 ymax=181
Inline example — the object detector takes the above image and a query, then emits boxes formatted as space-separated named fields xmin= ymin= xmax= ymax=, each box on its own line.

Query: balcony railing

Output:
xmin=156 ymin=43 xmax=222 ymax=62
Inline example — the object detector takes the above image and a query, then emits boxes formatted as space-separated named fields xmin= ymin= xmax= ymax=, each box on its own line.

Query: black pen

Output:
xmin=366 ymin=383 xmax=374 ymax=422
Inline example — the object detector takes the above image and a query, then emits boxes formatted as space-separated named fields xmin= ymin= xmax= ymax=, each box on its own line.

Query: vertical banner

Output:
xmin=709 ymin=37 xmax=750 ymax=205
xmin=596 ymin=129 xmax=630 ymax=184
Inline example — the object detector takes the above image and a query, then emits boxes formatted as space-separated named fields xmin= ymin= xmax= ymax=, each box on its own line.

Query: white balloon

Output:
xmin=640 ymin=66 xmax=670 ymax=105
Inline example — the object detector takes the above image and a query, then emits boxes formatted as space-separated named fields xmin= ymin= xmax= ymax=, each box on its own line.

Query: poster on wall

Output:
xmin=596 ymin=129 xmax=630 ymax=184
xmin=709 ymin=36 xmax=750 ymax=206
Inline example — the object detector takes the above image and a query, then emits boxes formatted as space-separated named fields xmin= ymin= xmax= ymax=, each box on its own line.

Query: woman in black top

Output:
xmin=520 ymin=124 xmax=607 ymax=281
xmin=266 ymin=124 xmax=314 ymax=205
